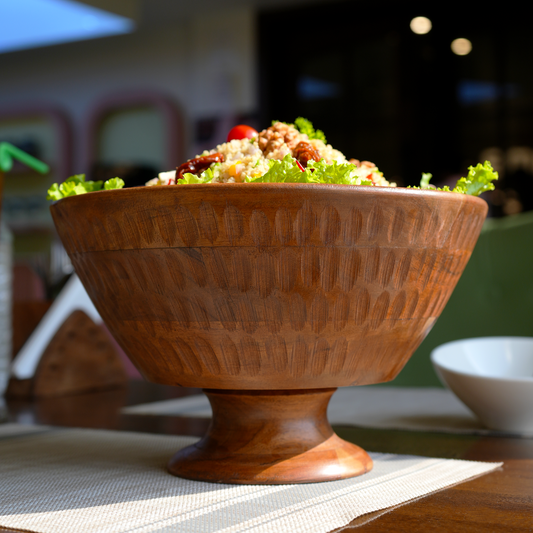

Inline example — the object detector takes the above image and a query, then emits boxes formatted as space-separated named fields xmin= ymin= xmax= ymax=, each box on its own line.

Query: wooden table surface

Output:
xmin=2 ymin=380 xmax=532 ymax=532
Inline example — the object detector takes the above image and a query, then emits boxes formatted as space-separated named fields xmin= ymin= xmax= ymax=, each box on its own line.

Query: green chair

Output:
xmin=391 ymin=210 xmax=533 ymax=387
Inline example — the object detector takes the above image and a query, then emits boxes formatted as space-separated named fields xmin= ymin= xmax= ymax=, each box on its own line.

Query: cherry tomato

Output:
xmin=226 ymin=125 xmax=258 ymax=142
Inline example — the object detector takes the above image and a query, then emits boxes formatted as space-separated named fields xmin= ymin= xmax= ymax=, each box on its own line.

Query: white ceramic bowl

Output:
xmin=431 ymin=337 xmax=533 ymax=433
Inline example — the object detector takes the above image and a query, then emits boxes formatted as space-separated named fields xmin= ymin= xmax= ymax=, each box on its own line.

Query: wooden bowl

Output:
xmin=51 ymin=183 xmax=487 ymax=484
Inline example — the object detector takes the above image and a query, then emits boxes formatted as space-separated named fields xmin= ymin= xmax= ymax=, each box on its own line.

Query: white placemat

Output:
xmin=0 ymin=423 xmax=501 ymax=533
xmin=122 ymin=386 xmax=533 ymax=437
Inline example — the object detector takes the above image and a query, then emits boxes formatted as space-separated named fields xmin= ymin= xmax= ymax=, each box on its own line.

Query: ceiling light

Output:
xmin=451 ymin=38 xmax=472 ymax=56
xmin=410 ymin=16 xmax=432 ymax=35
xmin=0 ymin=0 xmax=134 ymax=55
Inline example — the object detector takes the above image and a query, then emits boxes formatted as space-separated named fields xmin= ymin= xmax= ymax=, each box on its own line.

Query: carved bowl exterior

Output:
xmin=50 ymin=184 xmax=487 ymax=390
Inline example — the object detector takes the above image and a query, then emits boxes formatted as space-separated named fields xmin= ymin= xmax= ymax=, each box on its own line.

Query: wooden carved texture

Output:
xmin=51 ymin=184 xmax=487 ymax=483
xmin=50 ymin=184 xmax=488 ymax=391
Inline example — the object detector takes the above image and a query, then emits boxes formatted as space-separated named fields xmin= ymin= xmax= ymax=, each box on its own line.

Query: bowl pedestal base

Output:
xmin=167 ymin=388 xmax=373 ymax=484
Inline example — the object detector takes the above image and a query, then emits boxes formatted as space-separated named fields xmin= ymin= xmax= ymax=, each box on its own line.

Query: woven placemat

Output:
xmin=0 ymin=423 xmax=501 ymax=533
xmin=122 ymin=386 xmax=533 ymax=437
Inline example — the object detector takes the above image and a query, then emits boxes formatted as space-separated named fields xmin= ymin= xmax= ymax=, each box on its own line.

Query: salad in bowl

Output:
xmin=47 ymin=117 xmax=498 ymax=199
xmin=45 ymin=118 xmax=497 ymax=484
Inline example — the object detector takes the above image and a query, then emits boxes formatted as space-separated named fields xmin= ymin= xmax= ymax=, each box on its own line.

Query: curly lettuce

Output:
xmin=243 ymin=154 xmax=373 ymax=185
xmin=294 ymin=117 xmax=327 ymax=143
xmin=47 ymin=174 xmax=125 ymax=200
xmin=452 ymin=161 xmax=498 ymax=196
xmin=180 ymin=163 xmax=219 ymax=184
xmin=246 ymin=155 xmax=313 ymax=183
xmin=307 ymin=159 xmax=373 ymax=185
xmin=414 ymin=161 xmax=498 ymax=196
xmin=272 ymin=117 xmax=327 ymax=143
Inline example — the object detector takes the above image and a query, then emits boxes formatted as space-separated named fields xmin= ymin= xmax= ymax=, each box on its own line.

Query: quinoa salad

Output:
xmin=146 ymin=119 xmax=395 ymax=187
xmin=46 ymin=118 xmax=498 ymax=200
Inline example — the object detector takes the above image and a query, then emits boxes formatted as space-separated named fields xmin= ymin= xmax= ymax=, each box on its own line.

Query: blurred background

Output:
xmin=1 ymin=0 xmax=531 ymax=387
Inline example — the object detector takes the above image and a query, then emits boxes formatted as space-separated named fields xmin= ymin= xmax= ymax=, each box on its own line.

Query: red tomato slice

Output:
xmin=227 ymin=125 xmax=258 ymax=142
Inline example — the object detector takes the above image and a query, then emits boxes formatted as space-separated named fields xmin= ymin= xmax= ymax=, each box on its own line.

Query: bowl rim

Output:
xmin=430 ymin=336 xmax=533 ymax=384
xmin=50 ymin=182 xmax=489 ymax=207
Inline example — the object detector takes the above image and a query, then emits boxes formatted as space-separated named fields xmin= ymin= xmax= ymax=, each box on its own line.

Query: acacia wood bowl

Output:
xmin=51 ymin=183 xmax=487 ymax=484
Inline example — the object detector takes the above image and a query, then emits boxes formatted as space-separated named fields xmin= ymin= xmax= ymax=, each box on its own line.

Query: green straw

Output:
xmin=0 ymin=142 xmax=49 ymax=174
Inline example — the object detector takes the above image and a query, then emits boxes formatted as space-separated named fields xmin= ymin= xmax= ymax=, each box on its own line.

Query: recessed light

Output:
xmin=410 ymin=16 xmax=432 ymax=35
xmin=451 ymin=38 xmax=472 ymax=56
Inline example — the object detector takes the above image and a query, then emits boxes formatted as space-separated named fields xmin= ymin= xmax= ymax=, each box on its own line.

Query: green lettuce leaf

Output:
xmin=420 ymin=172 xmax=433 ymax=189
xmin=244 ymin=154 xmax=373 ymax=185
xmin=452 ymin=161 xmax=498 ymax=196
xmin=65 ymin=174 xmax=86 ymax=185
xmin=410 ymin=173 xmax=450 ymax=192
xmin=47 ymin=174 xmax=125 ymax=200
xmin=179 ymin=164 xmax=217 ymax=184
xmin=294 ymin=117 xmax=327 ymax=143
xmin=104 ymin=177 xmax=125 ymax=190
xmin=271 ymin=117 xmax=327 ymax=143
xmin=46 ymin=183 xmax=63 ymax=201
xmin=60 ymin=180 xmax=92 ymax=197
xmin=180 ymin=173 xmax=210 ymax=184
xmin=306 ymin=159 xmax=373 ymax=186
xmin=413 ymin=161 xmax=498 ymax=196
xmin=246 ymin=154 xmax=313 ymax=183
